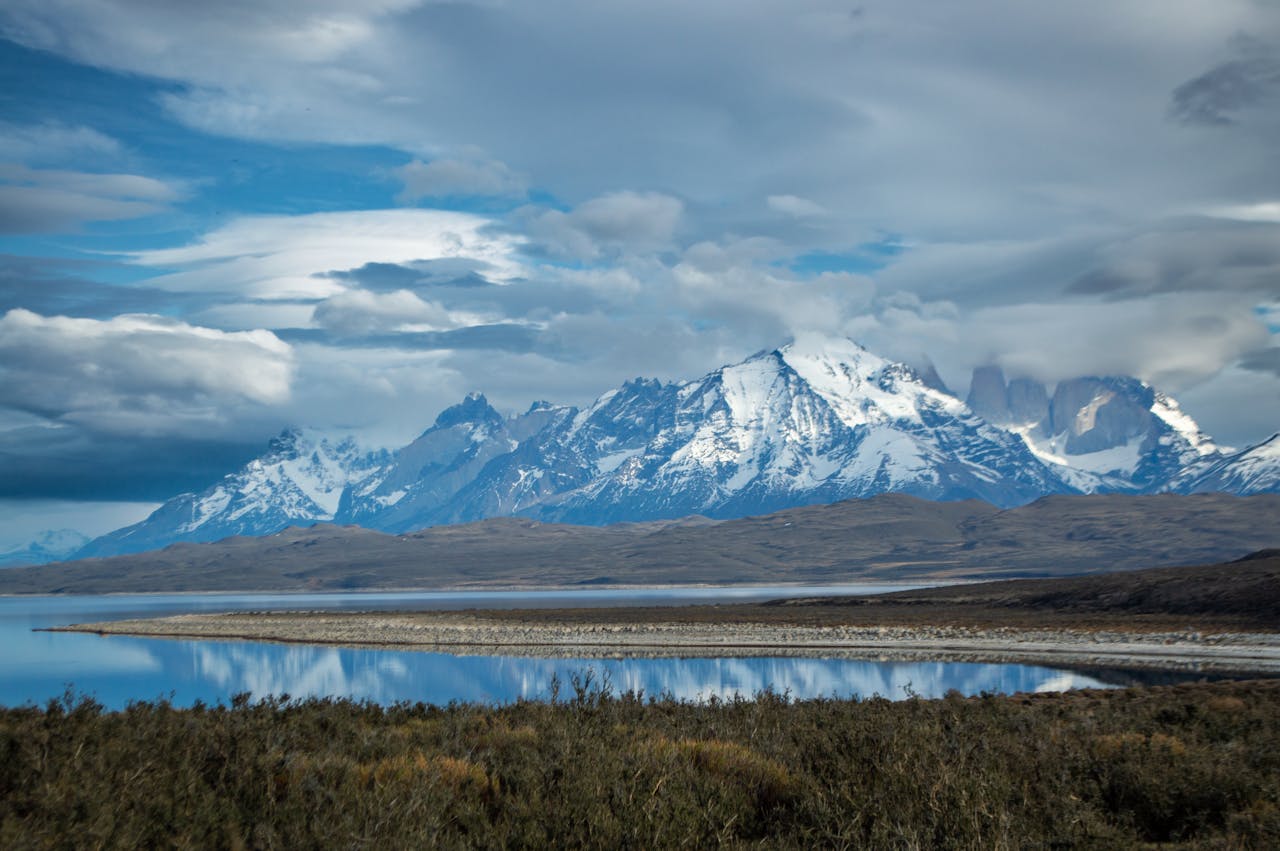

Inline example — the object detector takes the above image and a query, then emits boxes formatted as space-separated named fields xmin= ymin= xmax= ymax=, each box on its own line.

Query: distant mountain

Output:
xmin=0 ymin=529 xmax=90 ymax=568
xmin=965 ymin=366 xmax=1224 ymax=493
xmin=74 ymin=336 xmax=1278 ymax=557
xmin=80 ymin=430 xmax=390 ymax=558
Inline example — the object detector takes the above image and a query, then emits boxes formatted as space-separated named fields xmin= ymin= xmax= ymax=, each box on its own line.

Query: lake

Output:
xmin=0 ymin=587 xmax=1219 ymax=709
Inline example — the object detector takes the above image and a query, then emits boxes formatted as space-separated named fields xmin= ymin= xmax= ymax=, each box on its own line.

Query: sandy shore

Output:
xmin=52 ymin=611 xmax=1280 ymax=674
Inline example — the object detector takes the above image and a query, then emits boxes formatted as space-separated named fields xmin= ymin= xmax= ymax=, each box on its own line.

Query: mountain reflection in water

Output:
xmin=1 ymin=592 xmax=1233 ymax=709
xmin=183 ymin=640 xmax=1122 ymax=706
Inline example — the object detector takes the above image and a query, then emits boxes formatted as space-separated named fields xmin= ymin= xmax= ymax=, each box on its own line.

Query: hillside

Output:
xmin=2 ymin=492 xmax=1276 ymax=594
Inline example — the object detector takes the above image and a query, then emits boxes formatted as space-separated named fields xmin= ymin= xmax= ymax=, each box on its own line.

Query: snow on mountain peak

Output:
xmin=1151 ymin=392 xmax=1219 ymax=458
xmin=77 ymin=338 xmax=1278 ymax=556
xmin=777 ymin=335 xmax=960 ymax=428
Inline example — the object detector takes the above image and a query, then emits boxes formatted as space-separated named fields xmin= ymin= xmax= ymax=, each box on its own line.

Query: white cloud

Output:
xmin=396 ymin=157 xmax=526 ymax=202
xmin=0 ymin=309 xmax=294 ymax=434
xmin=1205 ymin=202 xmax=1280 ymax=223
xmin=129 ymin=209 xmax=524 ymax=300
xmin=768 ymin=194 xmax=826 ymax=218
xmin=0 ymin=121 xmax=123 ymax=165
xmin=311 ymin=288 xmax=462 ymax=335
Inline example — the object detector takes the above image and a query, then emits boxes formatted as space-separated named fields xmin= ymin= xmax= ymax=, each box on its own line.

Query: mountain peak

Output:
xmin=778 ymin=333 xmax=875 ymax=366
xmin=433 ymin=392 xmax=502 ymax=429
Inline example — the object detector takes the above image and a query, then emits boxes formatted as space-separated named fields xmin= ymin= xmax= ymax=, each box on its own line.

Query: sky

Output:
xmin=1 ymin=0 xmax=1279 ymax=547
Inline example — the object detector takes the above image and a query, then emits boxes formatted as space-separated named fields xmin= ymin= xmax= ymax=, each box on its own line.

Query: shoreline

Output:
xmin=0 ymin=579 xmax=948 ymax=599
xmin=51 ymin=611 xmax=1280 ymax=674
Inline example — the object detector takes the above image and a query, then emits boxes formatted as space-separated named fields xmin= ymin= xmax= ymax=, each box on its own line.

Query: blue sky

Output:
xmin=1 ymin=0 xmax=1279 ymax=546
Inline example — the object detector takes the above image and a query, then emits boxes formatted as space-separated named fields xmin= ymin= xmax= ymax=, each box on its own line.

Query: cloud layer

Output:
xmin=0 ymin=0 xmax=1278 ymax=526
xmin=0 ymin=309 xmax=293 ymax=434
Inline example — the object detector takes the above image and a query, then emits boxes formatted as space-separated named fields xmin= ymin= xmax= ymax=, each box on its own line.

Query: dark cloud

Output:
xmin=278 ymin=323 xmax=546 ymax=355
xmin=0 ymin=254 xmax=201 ymax=318
xmin=0 ymin=425 xmax=263 ymax=500
xmin=324 ymin=261 xmax=498 ymax=293
xmin=1169 ymin=37 xmax=1280 ymax=126
xmin=1239 ymin=347 xmax=1280 ymax=377
xmin=0 ymin=165 xmax=182 ymax=233
xmin=1066 ymin=220 xmax=1280 ymax=299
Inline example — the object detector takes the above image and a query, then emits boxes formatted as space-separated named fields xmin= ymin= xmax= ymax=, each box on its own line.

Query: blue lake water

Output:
xmin=0 ymin=587 xmax=1217 ymax=709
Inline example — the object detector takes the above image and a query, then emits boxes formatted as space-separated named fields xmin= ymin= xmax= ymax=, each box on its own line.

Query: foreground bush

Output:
xmin=1 ymin=678 xmax=1278 ymax=848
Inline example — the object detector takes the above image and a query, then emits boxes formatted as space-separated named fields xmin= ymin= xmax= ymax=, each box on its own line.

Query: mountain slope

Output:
xmin=1173 ymin=433 xmax=1280 ymax=495
xmin=80 ymin=430 xmax=389 ymax=558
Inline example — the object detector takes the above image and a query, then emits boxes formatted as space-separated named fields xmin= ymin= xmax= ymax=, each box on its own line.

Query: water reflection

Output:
xmin=174 ymin=638 xmax=1115 ymax=706
xmin=0 ymin=591 xmax=1238 ymax=710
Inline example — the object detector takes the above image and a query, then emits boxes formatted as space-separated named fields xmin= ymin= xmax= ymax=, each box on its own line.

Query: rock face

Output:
xmin=75 ymin=337 xmax=1278 ymax=557
xmin=965 ymin=367 xmax=1225 ymax=493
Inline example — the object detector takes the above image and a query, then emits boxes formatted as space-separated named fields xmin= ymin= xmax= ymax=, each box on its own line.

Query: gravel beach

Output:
xmin=53 ymin=611 xmax=1280 ymax=674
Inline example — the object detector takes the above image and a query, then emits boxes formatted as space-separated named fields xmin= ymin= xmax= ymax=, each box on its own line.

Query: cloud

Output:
xmin=523 ymin=191 xmax=683 ymax=259
xmin=0 ymin=254 xmax=201 ymax=319
xmin=0 ymin=309 xmax=294 ymax=434
xmin=3 ymin=0 xmax=1280 ymax=499
xmin=396 ymin=157 xmax=526 ymax=202
xmin=1176 ymin=364 xmax=1280 ymax=449
xmin=768 ymin=194 xmax=826 ymax=218
xmin=1067 ymin=219 xmax=1280 ymax=298
xmin=848 ymin=291 xmax=1271 ymax=395
xmin=311 ymin=288 xmax=466 ymax=336
xmin=1239 ymin=346 xmax=1280 ymax=377
xmin=130 ymin=209 xmax=524 ymax=300
xmin=1169 ymin=35 xmax=1280 ymax=126
xmin=0 ymin=423 xmax=267 ymax=501
xmin=1204 ymin=201 xmax=1280 ymax=223
xmin=0 ymin=164 xmax=182 ymax=233
xmin=325 ymin=259 xmax=499 ymax=293
xmin=0 ymin=121 xmax=123 ymax=165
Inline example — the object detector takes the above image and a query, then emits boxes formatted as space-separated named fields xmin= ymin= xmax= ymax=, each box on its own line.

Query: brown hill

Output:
xmin=0 ymin=493 xmax=1276 ymax=594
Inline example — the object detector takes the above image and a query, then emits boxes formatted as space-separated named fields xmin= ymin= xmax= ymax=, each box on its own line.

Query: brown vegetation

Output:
xmin=2 ymin=679 xmax=1279 ymax=848
xmin=2 ymin=492 xmax=1277 ymax=594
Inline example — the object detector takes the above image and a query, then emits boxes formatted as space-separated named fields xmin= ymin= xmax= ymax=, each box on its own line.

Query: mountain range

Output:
xmin=75 ymin=335 xmax=1279 ymax=559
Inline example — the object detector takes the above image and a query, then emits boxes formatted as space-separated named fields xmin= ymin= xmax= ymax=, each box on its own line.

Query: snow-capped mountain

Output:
xmin=1172 ymin=433 xmax=1280 ymax=495
xmin=79 ymin=430 xmax=390 ymax=558
xmin=0 ymin=529 xmax=90 ymax=568
xmin=529 ymin=336 xmax=1068 ymax=523
xmin=338 ymin=393 xmax=584 ymax=532
xmin=75 ymin=335 xmax=1276 ymax=557
xmin=965 ymin=366 xmax=1221 ymax=493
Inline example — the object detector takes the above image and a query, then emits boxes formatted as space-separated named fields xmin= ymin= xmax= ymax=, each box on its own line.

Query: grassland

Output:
xmin=3 ymin=679 xmax=1279 ymax=848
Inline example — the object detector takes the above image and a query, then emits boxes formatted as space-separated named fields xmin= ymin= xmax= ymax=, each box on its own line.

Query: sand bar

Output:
xmin=51 ymin=611 xmax=1280 ymax=674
